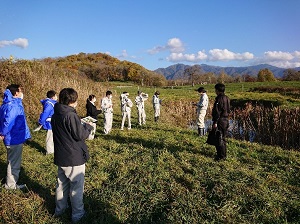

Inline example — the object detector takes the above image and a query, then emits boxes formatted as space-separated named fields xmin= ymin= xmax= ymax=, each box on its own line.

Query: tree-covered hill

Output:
xmin=40 ymin=52 xmax=167 ymax=86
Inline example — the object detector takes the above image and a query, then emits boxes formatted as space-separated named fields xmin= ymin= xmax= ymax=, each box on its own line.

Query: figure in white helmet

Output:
xmin=135 ymin=90 xmax=148 ymax=126
xmin=120 ymin=92 xmax=133 ymax=130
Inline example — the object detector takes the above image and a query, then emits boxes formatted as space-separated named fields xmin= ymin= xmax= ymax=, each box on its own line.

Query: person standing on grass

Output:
xmin=0 ymin=84 xmax=31 ymax=190
xmin=51 ymin=88 xmax=93 ymax=223
xmin=135 ymin=90 xmax=148 ymax=126
xmin=38 ymin=90 xmax=57 ymax=154
xmin=152 ymin=91 xmax=161 ymax=122
xmin=86 ymin=94 xmax=102 ymax=121
xmin=120 ymin=92 xmax=133 ymax=130
xmin=101 ymin=90 xmax=113 ymax=134
xmin=194 ymin=87 xmax=209 ymax=136
xmin=212 ymin=83 xmax=230 ymax=161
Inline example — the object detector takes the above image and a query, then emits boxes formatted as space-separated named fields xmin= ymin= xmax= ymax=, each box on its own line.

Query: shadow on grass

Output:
xmin=102 ymin=132 xmax=212 ymax=158
xmin=25 ymin=139 xmax=46 ymax=154
xmin=0 ymin=159 xmax=121 ymax=224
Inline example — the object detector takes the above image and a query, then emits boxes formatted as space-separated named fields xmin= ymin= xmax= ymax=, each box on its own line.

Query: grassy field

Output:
xmin=0 ymin=60 xmax=300 ymax=223
xmin=1 ymin=86 xmax=300 ymax=223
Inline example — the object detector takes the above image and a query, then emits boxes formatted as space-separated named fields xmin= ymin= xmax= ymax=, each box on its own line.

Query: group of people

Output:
xmin=0 ymin=83 xmax=229 ymax=223
xmin=194 ymin=83 xmax=230 ymax=161
xmin=85 ymin=90 xmax=161 ymax=135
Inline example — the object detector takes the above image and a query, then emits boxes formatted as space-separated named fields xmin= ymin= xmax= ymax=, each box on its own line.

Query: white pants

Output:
xmin=46 ymin=130 xmax=54 ymax=154
xmin=197 ymin=109 xmax=207 ymax=128
xmin=55 ymin=164 xmax=86 ymax=223
xmin=121 ymin=111 xmax=131 ymax=129
xmin=5 ymin=144 xmax=23 ymax=189
xmin=154 ymin=106 xmax=160 ymax=117
xmin=137 ymin=108 xmax=146 ymax=125
xmin=87 ymin=123 xmax=96 ymax=140
xmin=103 ymin=112 xmax=113 ymax=134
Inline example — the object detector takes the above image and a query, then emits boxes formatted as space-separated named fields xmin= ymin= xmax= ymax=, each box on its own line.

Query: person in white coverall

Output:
xmin=120 ymin=92 xmax=133 ymax=130
xmin=152 ymin=91 xmax=161 ymax=122
xmin=101 ymin=90 xmax=113 ymax=134
xmin=135 ymin=91 xmax=148 ymax=125
xmin=195 ymin=87 xmax=209 ymax=136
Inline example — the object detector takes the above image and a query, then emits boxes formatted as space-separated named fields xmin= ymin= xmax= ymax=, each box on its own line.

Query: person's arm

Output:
xmin=90 ymin=104 xmax=101 ymax=116
xmin=1 ymin=106 xmax=16 ymax=136
xmin=212 ymin=97 xmax=221 ymax=128
xmin=39 ymin=102 xmax=53 ymax=125
xmin=69 ymin=114 xmax=93 ymax=141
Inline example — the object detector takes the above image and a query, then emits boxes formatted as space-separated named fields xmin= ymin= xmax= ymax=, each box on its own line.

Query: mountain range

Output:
xmin=154 ymin=63 xmax=300 ymax=80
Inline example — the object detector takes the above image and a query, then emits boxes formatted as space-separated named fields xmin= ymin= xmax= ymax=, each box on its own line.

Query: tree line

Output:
xmin=178 ymin=65 xmax=300 ymax=86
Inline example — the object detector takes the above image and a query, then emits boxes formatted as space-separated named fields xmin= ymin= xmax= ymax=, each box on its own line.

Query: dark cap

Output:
xmin=196 ymin=87 xmax=206 ymax=93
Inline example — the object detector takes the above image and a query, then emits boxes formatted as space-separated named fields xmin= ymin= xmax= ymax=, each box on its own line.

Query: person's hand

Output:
xmin=0 ymin=135 xmax=4 ymax=141
xmin=213 ymin=123 xmax=217 ymax=129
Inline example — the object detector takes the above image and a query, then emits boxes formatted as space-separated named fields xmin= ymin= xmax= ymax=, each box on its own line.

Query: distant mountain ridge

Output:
xmin=154 ymin=63 xmax=300 ymax=80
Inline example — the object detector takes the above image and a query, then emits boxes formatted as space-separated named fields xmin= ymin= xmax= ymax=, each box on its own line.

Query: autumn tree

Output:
xmin=257 ymin=68 xmax=276 ymax=82
xmin=183 ymin=65 xmax=202 ymax=86
xmin=282 ymin=69 xmax=300 ymax=81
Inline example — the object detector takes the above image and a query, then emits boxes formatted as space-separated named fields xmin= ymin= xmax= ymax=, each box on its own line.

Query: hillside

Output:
xmin=154 ymin=63 xmax=300 ymax=80
xmin=40 ymin=52 xmax=166 ymax=86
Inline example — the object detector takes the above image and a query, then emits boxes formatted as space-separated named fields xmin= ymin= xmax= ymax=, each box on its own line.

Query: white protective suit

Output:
xmin=135 ymin=93 xmax=148 ymax=125
xmin=120 ymin=94 xmax=133 ymax=130
xmin=101 ymin=96 xmax=113 ymax=134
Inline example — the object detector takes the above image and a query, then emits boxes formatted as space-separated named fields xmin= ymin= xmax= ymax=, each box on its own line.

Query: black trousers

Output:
xmin=215 ymin=118 xmax=229 ymax=159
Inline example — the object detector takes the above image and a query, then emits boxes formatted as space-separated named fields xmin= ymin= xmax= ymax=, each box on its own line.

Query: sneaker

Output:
xmin=16 ymin=184 xmax=27 ymax=189
xmin=5 ymin=183 xmax=26 ymax=190
xmin=72 ymin=211 xmax=86 ymax=223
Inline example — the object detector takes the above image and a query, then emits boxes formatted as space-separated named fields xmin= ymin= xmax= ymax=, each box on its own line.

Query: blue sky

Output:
xmin=1 ymin=0 xmax=299 ymax=70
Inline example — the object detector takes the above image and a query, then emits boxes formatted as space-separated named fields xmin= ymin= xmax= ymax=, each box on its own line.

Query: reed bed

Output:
xmin=232 ymin=103 xmax=300 ymax=150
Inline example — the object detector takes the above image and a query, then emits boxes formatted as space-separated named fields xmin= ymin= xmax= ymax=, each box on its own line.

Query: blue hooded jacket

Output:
xmin=0 ymin=89 xmax=31 ymax=146
xmin=38 ymin=98 xmax=57 ymax=130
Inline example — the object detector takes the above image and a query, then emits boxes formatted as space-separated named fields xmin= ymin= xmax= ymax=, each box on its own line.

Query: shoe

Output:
xmin=72 ymin=211 xmax=86 ymax=223
xmin=16 ymin=184 xmax=26 ymax=189
xmin=5 ymin=183 xmax=26 ymax=190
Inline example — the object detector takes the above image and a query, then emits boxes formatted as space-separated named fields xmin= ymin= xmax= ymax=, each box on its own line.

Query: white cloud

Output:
xmin=255 ymin=51 xmax=300 ymax=68
xmin=167 ymin=48 xmax=253 ymax=63
xmin=267 ymin=61 xmax=300 ymax=68
xmin=167 ymin=38 xmax=185 ymax=53
xmin=147 ymin=37 xmax=184 ymax=54
xmin=167 ymin=50 xmax=207 ymax=62
xmin=209 ymin=49 xmax=254 ymax=61
xmin=116 ymin=49 xmax=128 ymax=58
xmin=293 ymin=51 xmax=300 ymax=58
xmin=264 ymin=51 xmax=294 ymax=61
xmin=149 ymin=38 xmax=299 ymax=68
xmin=0 ymin=38 xmax=28 ymax=48
xmin=147 ymin=46 xmax=166 ymax=55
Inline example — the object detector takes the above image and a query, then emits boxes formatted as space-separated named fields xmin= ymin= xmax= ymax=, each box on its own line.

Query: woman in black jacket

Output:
xmin=86 ymin=95 xmax=102 ymax=120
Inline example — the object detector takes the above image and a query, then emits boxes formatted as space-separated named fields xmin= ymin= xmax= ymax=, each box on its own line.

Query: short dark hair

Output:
xmin=88 ymin=94 xmax=96 ymax=101
xmin=47 ymin=90 xmax=56 ymax=98
xmin=106 ymin=90 xmax=112 ymax=96
xmin=122 ymin=91 xmax=128 ymax=94
xmin=154 ymin=91 xmax=160 ymax=95
xmin=59 ymin=88 xmax=78 ymax=105
xmin=215 ymin=83 xmax=225 ymax=93
xmin=6 ymin=84 xmax=21 ymax=96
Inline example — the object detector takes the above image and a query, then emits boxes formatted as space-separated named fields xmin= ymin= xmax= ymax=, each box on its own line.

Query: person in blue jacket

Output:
xmin=0 ymin=84 xmax=31 ymax=190
xmin=38 ymin=90 xmax=57 ymax=154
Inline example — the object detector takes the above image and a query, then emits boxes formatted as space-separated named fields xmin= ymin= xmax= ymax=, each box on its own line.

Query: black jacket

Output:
xmin=51 ymin=103 xmax=93 ymax=167
xmin=212 ymin=93 xmax=230 ymax=124
xmin=86 ymin=100 xmax=102 ymax=120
